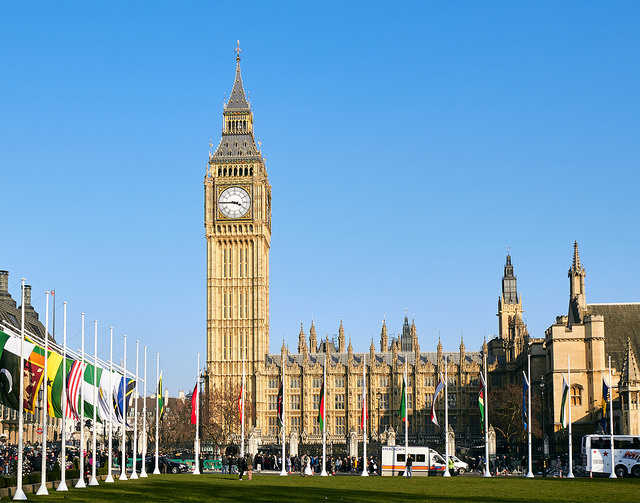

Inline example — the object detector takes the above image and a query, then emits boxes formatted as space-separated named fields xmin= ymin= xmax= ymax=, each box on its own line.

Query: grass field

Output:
xmin=12 ymin=474 xmax=640 ymax=503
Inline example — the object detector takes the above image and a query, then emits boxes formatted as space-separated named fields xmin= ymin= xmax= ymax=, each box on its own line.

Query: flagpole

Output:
xmin=194 ymin=351 xmax=201 ymax=475
xmin=131 ymin=340 xmax=139 ymax=479
xmin=120 ymin=334 xmax=128 ymax=480
xmin=105 ymin=327 xmax=115 ymax=483
xmin=608 ymin=355 xmax=616 ymax=478
xmin=153 ymin=352 xmax=160 ymax=474
xmin=241 ymin=348 xmax=246 ymax=460
xmin=280 ymin=349 xmax=287 ymax=476
xmin=526 ymin=350 xmax=534 ymax=478
xmin=57 ymin=300 xmax=69 ymax=492
xmin=321 ymin=350 xmax=327 ymax=477
xmin=402 ymin=358 xmax=409 ymax=477
xmin=483 ymin=348 xmax=490 ymax=478
xmin=13 ymin=279 xmax=27 ymax=501
xmin=567 ymin=355 xmax=574 ymax=478
xmin=36 ymin=291 xmax=50 ymax=496
xmin=76 ymin=312 xmax=87 ymax=488
xmin=361 ymin=354 xmax=368 ymax=476
xmin=443 ymin=356 xmax=450 ymax=477
xmin=89 ymin=320 xmax=99 ymax=486
xmin=141 ymin=345 xmax=148 ymax=477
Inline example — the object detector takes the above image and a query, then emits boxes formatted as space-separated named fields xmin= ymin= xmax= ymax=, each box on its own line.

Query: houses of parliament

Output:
xmin=203 ymin=49 xmax=640 ymax=455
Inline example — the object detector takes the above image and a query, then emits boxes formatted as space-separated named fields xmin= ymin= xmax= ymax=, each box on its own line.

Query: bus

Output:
xmin=582 ymin=434 xmax=640 ymax=478
xmin=381 ymin=445 xmax=447 ymax=477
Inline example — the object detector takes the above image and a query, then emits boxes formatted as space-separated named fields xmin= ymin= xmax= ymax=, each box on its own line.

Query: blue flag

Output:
xmin=601 ymin=379 xmax=610 ymax=432
xmin=522 ymin=372 xmax=528 ymax=431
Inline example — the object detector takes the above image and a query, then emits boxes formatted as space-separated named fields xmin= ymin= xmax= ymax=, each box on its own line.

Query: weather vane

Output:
xmin=235 ymin=40 xmax=242 ymax=61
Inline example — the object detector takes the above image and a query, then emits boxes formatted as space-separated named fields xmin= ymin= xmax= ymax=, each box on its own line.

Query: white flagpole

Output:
xmin=13 ymin=279 xmax=27 ymax=501
xmin=361 ymin=354 xmax=368 ymax=476
xmin=609 ymin=355 xmax=616 ymax=478
xmin=443 ymin=356 xmax=450 ymax=477
xmin=36 ymin=291 xmax=50 ymax=496
xmin=89 ymin=320 xmax=99 ymax=486
xmin=130 ymin=340 xmax=139 ymax=479
xmin=140 ymin=345 xmax=148 ymax=477
xmin=279 ymin=351 xmax=286 ymax=476
xmin=76 ymin=313 xmax=86 ymax=488
xmin=241 ymin=348 xmax=246 ymax=460
xmin=105 ymin=327 xmax=115 ymax=483
xmin=194 ymin=351 xmax=201 ymax=475
xmin=567 ymin=355 xmax=574 ymax=478
xmin=153 ymin=352 xmax=160 ymax=474
xmin=404 ymin=358 xmax=409 ymax=477
xmin=321 ymin=350 xmax=328 ymax=477
xmin=57 ymin=300 xmax=69 ymax=492
xmin=119 ymin=334 xmax=128 ymax=480
xmin=526 ymin=351 xmax=534 ymax=478
xmin=483 ymin=348 xmax=490 ymax=477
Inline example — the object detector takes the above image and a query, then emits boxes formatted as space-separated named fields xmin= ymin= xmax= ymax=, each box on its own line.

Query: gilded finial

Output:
xmin=235 ymin=40 xmax=242 ymax=62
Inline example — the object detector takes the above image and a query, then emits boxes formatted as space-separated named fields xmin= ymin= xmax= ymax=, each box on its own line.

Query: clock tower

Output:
xmin=204 ymin=45 xmax=271 ymax=427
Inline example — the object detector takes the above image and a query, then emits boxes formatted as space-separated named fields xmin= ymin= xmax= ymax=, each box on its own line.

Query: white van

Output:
xmin=381 ymin=445 xmax=447 ymax=477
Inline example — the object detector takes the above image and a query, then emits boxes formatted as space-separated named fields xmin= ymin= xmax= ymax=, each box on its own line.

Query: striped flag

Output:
xmin=431 ymin=376 xmax=445 ymax=426
xmin=317 ymin=382 xmax=325 ymax=431
xmin=360 ymin=395 xmax=367 ymax=431
xmin=559 ymin=376 xmax=569 ymax=428
xmin=66 ymin=360 xmax=86 ymax=419
xmin=398 ymin=376 xmax=407 ymax=423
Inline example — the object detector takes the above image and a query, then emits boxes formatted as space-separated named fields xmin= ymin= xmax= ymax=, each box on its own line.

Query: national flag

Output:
xmin=238 ymin=383 xmax=245 ymax=423
xmin=522 ymin=371 xmax=529 ymax=431
xmin=601 ymin=378 xmax=610 ymax=432
xmin=478 ymin=387 xmax=485 ymax=432
xmin=276 ymin=382 xmax=283 ymax=426
xmin=24 ymin=344 xmax=46 ymax=414
xmin=431 ymin=376 xmax=445 ymax=426
xmin=191 ymin=382 xmax=198 ymax=425
xmin=114 ymin=376 xmax=136 ymax=424
xmin=45 ymin=349 xmax=63 ymax=417
xmin=0 ymin=331 xmax=38 ymax=411
xmin=559 ymin=376 xmax=569 ymax=428
xmin=317 ymin=382 xmax=325 ymax=431
xmin=66 ymin=360 xmax=86 ymax=419
xmin=80 ymin=363 xmax=104 ymax=421
xmin=360 ymin=395 xmax=368 ymax=431
xmin=157 ymin=373 xmax=165 ymax=421
xmin=398 ymin=376 xmax=407 ymax=423
xmin=97 ymin=369 xmax=121 ymax=423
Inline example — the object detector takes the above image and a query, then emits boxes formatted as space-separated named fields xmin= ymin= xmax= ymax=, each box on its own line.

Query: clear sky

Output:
xmin=2 ymin=2 xmax=639 ymax=393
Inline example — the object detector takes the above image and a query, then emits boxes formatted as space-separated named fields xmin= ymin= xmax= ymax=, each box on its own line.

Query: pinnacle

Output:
xmin=573 ymin=241 xmax=581 ymax=270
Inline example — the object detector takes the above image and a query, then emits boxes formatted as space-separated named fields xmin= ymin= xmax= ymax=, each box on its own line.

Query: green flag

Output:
xmin=478 ymin=387 xmax=485 ymax=431
xmin=158 ymin=372 xmax=165 ymax=420
xmin=398 ymin=377 xmax=407 ymax=423
xmin=317 ymin=382 xmax=325 ymax=431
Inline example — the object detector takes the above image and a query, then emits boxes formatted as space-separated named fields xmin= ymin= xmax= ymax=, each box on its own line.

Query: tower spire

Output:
xmin=572 ymin=240 xmax=582 ymax=271
xmin=235 ymin=39 xmax=242 ymax=62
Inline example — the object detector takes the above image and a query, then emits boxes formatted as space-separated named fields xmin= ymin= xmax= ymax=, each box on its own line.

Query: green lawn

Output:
xmin=14 ymin=474 xmax=640 ymax=503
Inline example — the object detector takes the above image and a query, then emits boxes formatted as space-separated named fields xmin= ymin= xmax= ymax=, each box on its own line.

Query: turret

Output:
xmin=568 ymin=241 xmax=587 ymax=326
xmin=338 ymin=320 xmax=345 ymax=352
xmin=347 ymin=337 xmax=353 ymax=360
xmin=309 ymin=321 xmax=317 ymax=353
xmin=369 ymin=339 xmax=376 ymax=361
xmin=298 ymin=322 xmax=307 ymax=356
xmin=380 ymin=319 xmax=388 ymax=352
xmin=459 ymin=335 xmax=465 ymax=366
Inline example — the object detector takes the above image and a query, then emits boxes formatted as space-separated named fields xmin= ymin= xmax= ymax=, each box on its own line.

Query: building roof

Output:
xmin=587 ymin=303 xmax=640 ymax=370
xmin=226 ymin=59 xmax=250 ymax=111
xmin=0 ymin=271 xmax=49 ymax=341
xmin=267 ymin=350 xmax=481 ymax=369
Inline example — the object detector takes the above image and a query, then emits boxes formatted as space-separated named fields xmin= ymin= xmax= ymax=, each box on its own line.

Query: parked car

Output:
xmin=450 ymin=456 xmax=469 ymax=475
xmin=145 ymin=455 xmax=189 ymax=474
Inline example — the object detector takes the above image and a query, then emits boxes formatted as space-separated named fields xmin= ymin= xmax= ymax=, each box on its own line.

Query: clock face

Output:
xmin=218 ymin=187 xmax=251 ymax=218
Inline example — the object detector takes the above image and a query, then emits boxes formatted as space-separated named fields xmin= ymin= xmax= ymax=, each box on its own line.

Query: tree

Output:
xmin=491 ymin=382 xmax=541 ymax=453
xmin=201 ymin=385 xmax=253 ymax=453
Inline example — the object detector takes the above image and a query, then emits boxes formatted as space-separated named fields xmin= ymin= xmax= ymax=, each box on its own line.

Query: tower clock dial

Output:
xmin=218 ymin=186 xmax=251 ymax=218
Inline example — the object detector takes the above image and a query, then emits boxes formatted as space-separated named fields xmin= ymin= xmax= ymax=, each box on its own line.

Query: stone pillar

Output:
xmin=349 ymin=430 xmax=358 ymax=458
xmin=488 ymin=425 xmax=496 ymax=457
xmin=447 ymin=425 xmax=455 ymax=456
xmin=289 ymin=429 xmax=299 ymax=457
xmin=386 ymin=426 xmax=396 ymax=447
xmin=248 ymin=429 xmax=261 ymax=456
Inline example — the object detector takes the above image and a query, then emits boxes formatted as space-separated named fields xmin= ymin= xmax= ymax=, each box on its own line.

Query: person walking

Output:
xmin=238 ymin=455 xmax=246 ymax=480
xmin=406 ymin=454 xmax=413 ymax=478
xmin=448 ymin=456 xmax=455 ymax=476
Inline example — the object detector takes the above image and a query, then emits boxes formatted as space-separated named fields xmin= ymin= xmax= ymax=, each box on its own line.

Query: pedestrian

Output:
xmin=406 ymin=454 xmax=413 ymax=478
xmin=238 ymin=456 xmax=246 ymax=480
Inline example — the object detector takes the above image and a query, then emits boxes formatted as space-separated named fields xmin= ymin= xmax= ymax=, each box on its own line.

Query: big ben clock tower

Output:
xmin=204 ymin=44 xmax=271 ymax=426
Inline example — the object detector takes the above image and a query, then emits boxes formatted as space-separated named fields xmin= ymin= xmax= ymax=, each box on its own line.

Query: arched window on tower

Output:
xmin=571 ymin=384 xmax=583 ymax=407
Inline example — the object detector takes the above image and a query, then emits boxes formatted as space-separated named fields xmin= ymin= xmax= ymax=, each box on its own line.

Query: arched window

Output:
xmin=250 ymin=167 xmax=253 ymax=175
xmin=218 ymin=168 xmax=221 ymax=176
xmin=571 ymin=385 xmax=583 ymax=406
xmin=244 ymin=167 xmax=248 ymax=176
xmin=223 ymin=168 xmax=227 ymax=176
xmin=234 ymin=168 xmax=237 ymax=176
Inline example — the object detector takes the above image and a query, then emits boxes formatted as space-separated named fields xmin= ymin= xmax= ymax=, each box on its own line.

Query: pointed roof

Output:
xmin=226 ymin=44 xmax=250 ymax=111
xmin=572 ymin=241 xmax=582 ymax=271
xmin=620 ymin=336 xmax=640 ymax=387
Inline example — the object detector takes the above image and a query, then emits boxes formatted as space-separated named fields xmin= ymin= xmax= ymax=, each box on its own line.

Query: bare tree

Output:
xmin=201 ymin=385 xmax=253 ymax=452
xmin=491 ymin=383 xmax=541 ymax=451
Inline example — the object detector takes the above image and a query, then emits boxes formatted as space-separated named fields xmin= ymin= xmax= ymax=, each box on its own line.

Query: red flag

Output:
xmin=360 ymin=396 xmax=368 ymax=431
xmin=238 ymin=384 xmax=243 ymax=422
xmin=190 ymin=382 xmax=198 ymax=425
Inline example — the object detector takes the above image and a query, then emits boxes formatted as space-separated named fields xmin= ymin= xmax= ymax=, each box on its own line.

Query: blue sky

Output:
xmin=2 ymin=2 xmax=639 ymax=393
